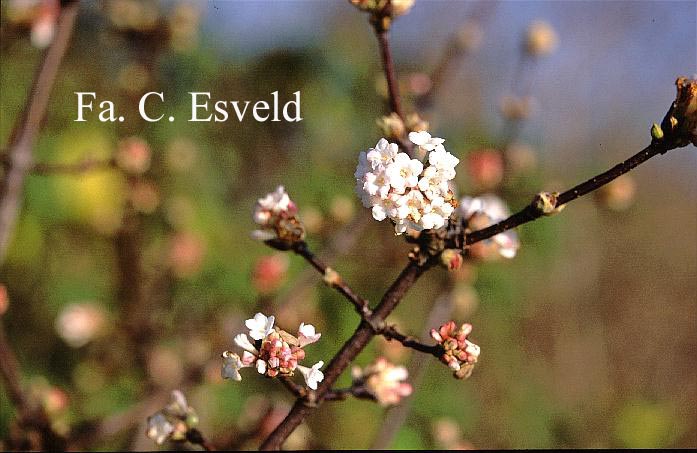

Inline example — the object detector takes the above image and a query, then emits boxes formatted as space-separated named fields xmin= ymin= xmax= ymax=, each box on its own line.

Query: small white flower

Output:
xmin=297 ymin=361 xmax=324 ymax=390
xmin=363 ymin=169 xmax=391 ymax=199
xmin=257 ymin=186 xmax=291 ymax=213
xmin=421 ymin=211 xmax=446 ymax=230
xmin=234 ymin=333 xmax=258 ymax=353
xmin=245 ymin=313 xmax=275 ymax=341
xmin=256 ymin=359 xmax=267 ymax=375
xmin=221 ymin=351 xmax=246 ymax=381
xmin=146 ymin=413 xmax=174 ymax=445
xmin=385 ymin=153 xmax=423 ymax=193
xmin=297 ymin=323 xmax=321 ymax=347
xmin=371 ymin=193 xmax=401 ymax=221
xmin=428 ymin=149 xmax=459 ymax=179
xmin=366 ymin=138 xmax=399 ymax=169
xmin=409 ymin=131 xmax=445 ymax=152
xmin=465 ymin=340 xmax=481 ymax=360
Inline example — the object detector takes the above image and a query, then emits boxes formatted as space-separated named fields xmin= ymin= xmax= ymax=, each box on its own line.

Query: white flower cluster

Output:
xmin=222 ymin=313 xmax=325 ymax=390
xmin=355 ymin=131 xmax=459 ymax=234
xmin=457 ymin=194 xmax=520 ymax=259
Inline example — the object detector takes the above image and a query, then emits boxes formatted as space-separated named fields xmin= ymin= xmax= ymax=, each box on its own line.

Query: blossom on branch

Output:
xmin=252 ymin=186 xmax=305 ymax=248
xmin=430 ymin=321 xmax=480 ymax=379
xmin=222 ymin=312 xmax=324 ymax=390
xmin=355 ymin=134 xmax=459 ymax=234
xmin=457 ymin=194 xmax=520 ymax=259
xmin=352 ymin=357 xmax=413 ymax=406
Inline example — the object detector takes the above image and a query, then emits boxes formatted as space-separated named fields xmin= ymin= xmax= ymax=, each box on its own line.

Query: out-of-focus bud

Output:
xmin=168 ymin=231 xmax=206 ymax=278
xmin=147 ymin=346 xmax=185 ymax=386
xmin=299 ymin=206 xmax=323 ymax=234
xmin=451 ymin=283 xmax=479 ymax=320
xmin=252 ymin=254 xmax=290 ymax=294
xmin=455 ymin=20 xmax=484 ymax=54
xmin=524 ymin=20 xmax=559 ymax=57
xmin=506 ymin=142 xmax=538 ymax=174
xmin=55 ymin=302 xmax=108 ymax=348
xmin=30 ymin=0 xmax=59 ymax=49
xmin=129 ymin=180 xmax=160 ymax=214
xmin=165 ymin=196 xmax=196 ymax=228
xmin=169 ymin=3 xmax=201 ymax=52
xmin=407 ymin=72 xmax=433 ymax=97
xmin=116 ymin=136 xmax=151 ymax=175
xmin=117 ymin=62 xmax=150 ymax=95
xmin=352 ymin=357 xmax=413 ymax=406
xmin=43 ymin=387 xmax=69 ymax=415
xmin=0 ymin=284 xmax=8 ymax=316
xmin=377 ymin=113 xmax=406 ymax=140
xmin=166 ymin=137 xmax=198 ymax=172
xmin=499 ymin=95 xmax=537 ymax=121
xmin=432 ymin=418 xmax=462 ymax=449
xmin=533 ymin=191 xmax=564 ymax=216
xmin=108 ymin=0 xmax=159 ymax=32
xmin=405 ymin=112 xmax=429 ymax=133
xmin=467 ymin=149 xmax=504 ymax=189
xmin=440 ymin=249 xmax=464 ymax=271
xmin=391 ymin=0 xmax=415 ymax=16
xmin=329 ymin=195 xmax=355 ymax=224
xmin=594 ymin=174 xmax=637 ymax=211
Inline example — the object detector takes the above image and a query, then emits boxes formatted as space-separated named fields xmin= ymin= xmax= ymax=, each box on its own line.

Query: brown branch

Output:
xmin=259 ymin=259 xmax=430 ymax=450
xmin=464 ymin=139 xmax=673 ymax=248
xmin=291 ymin=241 xmax=372 ymax=318
xmin=187 ymin=428 xmax=216 ymax=451
xmin=0 ymin=0 xmax=80 ymax=265
xmin=374 ymin=26 xmax=403 ymax=119
xmin=371 ymin=6 xmax=415 ymax=157
xmin=31 ymin=157 xmax=116 ymax=175
xmin=379 ymin=324 xmax=443 ymax=358
xmin=0 ymin=317 xmax=66 ymax=450
xmin=324 ymin=385 xmax=375 ymax=402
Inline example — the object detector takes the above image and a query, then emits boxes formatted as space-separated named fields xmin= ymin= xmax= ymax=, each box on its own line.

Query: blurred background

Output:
xmin=1 ymin=0 xmax=695 ymax=449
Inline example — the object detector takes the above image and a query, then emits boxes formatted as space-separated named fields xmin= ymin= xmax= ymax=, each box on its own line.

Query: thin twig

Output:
xmin=291 ymin=241 xmax=372 ymax=318
xmin=187 ymin=428 xmax=216 ymax=451
xmin=31 ymin=157 xmax=116 ymax=175
xmin=0 ymin=317 xmax=66 ymax=450
xmin=465 ymin=140 xmax=671 ymax=247
xmin=0 ymin=0 xmax=80 ymax=265
xmin=379 ymin=324 xmax=443 ymax=357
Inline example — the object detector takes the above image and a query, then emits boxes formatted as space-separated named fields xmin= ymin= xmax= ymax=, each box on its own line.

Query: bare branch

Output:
xmin=0 ymin=0 xmax=80 ymax=265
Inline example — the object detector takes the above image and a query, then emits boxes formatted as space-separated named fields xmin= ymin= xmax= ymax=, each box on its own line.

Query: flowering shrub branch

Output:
xmin=255 ymin=76 xmax=695 ymax=449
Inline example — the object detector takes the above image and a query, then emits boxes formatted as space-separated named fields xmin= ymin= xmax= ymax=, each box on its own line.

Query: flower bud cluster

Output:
xmin=252 ymin=186 xmax=305 ymax=247
xmin=430 ymin=321 xmax=480 ymax=379
xmin=355 ymin=132 xmax=459 ymax=234
xmin=222 ymin=313 xmax=325 ymax=390
xmin=351 ymin=357 xmax=413 ymax=406
xmin=457 ymin=194 xmax=520 ymax=259
xmin=146 ymin=390 xmax=199 ymax=445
